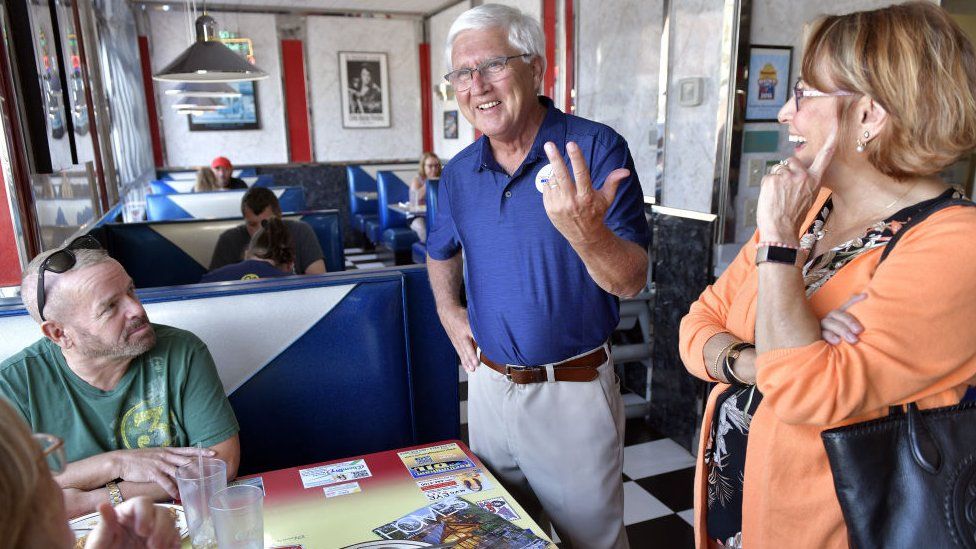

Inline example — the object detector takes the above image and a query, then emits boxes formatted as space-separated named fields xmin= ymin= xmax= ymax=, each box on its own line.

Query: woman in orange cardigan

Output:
xmin=679 ymin=3 xmax=976 ymax=548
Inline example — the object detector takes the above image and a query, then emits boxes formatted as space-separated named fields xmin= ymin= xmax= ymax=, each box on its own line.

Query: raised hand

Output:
xmin=85 ymin=498 xmax=181 ymax=549
xmin=756 ymin=128 xmax=837 ymax=243
xmin=821 ymin=293 xmax=867 ymax=345
xmin=541 ymin=141 xmax=630 ymax=245
xmin=112 ymin=447 xmax=214 ymax=498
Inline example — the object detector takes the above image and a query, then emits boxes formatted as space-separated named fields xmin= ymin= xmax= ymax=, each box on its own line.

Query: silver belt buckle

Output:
xmin=504 ymin=365 xmax=514 ymax=382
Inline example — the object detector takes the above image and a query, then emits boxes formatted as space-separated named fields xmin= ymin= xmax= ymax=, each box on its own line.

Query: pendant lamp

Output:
xmin=165 ymin=82 xmax=241 ymax=98
xmin=153 ymin=13 xmax=267 ymax=83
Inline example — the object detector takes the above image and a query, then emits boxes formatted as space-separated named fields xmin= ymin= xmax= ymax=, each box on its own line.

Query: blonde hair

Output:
xmin=193 ymin=168 xmax=218 ymax=192
xmin=417 ymin=152 xmax=442 ymax=179
xmin=0 ymin=398 xmax=43 ymax=547
xmin=802 ymin=1 xmax=976 ymax=179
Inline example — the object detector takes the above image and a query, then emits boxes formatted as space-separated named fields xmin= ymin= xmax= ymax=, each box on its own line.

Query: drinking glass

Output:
xmin=209 ymin=484 xmax=264 ymax=549
xmin=176 ymin=457 xmax=227 ymax=549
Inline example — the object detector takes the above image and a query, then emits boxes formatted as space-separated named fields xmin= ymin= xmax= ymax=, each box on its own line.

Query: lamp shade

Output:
xmin=165 ymin=82 xmax=242 ymax=98
xmin=153 ymin=14 xmax=268 ymax=83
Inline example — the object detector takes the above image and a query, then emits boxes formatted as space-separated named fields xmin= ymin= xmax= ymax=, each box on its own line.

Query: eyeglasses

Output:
xmin=36 ymin=234 xmax=102 ymax=322
xmin=793 ymin=78 xmax=855 ymax=111
xmin=444 ymin=54 xmax=532 ymax=92
xmin=33 ymin=433 xmax=67 ymax=474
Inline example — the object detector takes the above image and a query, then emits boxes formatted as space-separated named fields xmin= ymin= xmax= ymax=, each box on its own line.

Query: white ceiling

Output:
xmin=132 ymin=0 xmax=459 ymax=16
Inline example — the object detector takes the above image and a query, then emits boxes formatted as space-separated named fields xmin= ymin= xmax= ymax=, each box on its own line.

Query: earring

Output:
xmin=856 ymin=130 xmax=870 ymax=153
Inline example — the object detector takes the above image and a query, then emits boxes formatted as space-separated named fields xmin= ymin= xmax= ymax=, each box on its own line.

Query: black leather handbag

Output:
xmin=820 ymin=197 xmax=976 ymax=549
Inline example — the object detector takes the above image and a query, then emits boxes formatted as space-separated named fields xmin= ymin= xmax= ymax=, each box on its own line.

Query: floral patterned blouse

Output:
xmin=703 ymin=188 xmax=960 ymax=548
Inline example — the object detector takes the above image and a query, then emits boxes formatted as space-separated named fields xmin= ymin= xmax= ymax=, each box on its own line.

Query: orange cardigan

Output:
xmin=679 ymin=191 xmax=976 ymax=548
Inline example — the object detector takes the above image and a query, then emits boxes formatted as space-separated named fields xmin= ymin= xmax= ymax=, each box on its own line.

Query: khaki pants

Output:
xmin=468 ymin=345 xmax=629 ymax=549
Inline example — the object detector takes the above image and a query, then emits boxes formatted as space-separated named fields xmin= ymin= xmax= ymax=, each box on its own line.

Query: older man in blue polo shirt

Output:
xmin=427 ymin=5 xmax=649 ymax=548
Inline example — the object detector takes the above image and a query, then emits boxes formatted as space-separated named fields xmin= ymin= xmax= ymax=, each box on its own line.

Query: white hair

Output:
xmin=444 ymin=4 xmax=546 ymax=72
xmin=20 ymin=248 xmax=112 ymax=323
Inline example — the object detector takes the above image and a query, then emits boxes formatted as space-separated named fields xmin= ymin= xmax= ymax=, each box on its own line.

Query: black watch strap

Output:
xmin=756 ymin=245 xmax=798 ymax=266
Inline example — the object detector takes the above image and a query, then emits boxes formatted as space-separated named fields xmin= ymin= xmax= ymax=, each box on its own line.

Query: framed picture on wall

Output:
xmin=188 ymin=82 xmax=261 ymax=131
xmin=339 ymin=51 xmax=391 ymax=128
xmin=745 ymin=45 xmax=792 ymax=122
xmin=444 ymin=110 xmax=458 ymax=139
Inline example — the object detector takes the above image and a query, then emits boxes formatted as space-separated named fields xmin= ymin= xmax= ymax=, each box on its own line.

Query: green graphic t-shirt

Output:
xmin=0 ymin=324 xmax=239 ymax=462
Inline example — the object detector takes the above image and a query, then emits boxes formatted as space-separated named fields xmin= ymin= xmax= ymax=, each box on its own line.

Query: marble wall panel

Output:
xmin=306 ymin=16 xmax=421 ymax=163
xmin=147 ymin=10 xmax=287 ymax=167
xmin=660 ymin=0 xmax=727 ymax=213
xmin=576 ymin=0 xmax=664 ymax=198
xmin=430 ymin=1 xmax=475 ymax=160
xmin=650 ymin=209 xmax=715 ymax=453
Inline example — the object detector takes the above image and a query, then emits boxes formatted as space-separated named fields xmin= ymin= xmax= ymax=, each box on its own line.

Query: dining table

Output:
xmin=387 ymin=203 xmax=426 ymax=217
xmin=225 ymin=439 xmax=555 ymax=548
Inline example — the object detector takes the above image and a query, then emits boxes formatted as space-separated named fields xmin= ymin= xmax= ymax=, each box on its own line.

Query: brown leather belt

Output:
xmin=479 ymin=347 xmax=608 ymax=384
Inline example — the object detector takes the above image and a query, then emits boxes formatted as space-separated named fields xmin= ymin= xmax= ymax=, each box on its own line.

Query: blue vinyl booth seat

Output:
xmin=411 ymin=179 xmax=439 ymax=264
xmin=91 ymin=209 xmax=345 ymax=288
xmin=346 ymin=165 xmax=379 ymax=238
xmin=374 ymin=171 xmax=419 ymax=254
xmin=146 ymin=186 xmax=303 ymax=221
xmin=0 ymin=267 xmax=458 ymax=474
xmin=149 ymin=174 xmax=277 ymax=195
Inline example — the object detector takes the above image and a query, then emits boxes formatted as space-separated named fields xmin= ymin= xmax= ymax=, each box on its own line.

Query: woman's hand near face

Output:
xmin=756 ymin=128 xmax=837 ymax=243
xmin=820 ymin=293 xmax=867 ymax=345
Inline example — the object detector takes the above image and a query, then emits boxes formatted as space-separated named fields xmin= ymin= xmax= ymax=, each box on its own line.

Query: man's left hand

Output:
xmin=542 ymin=141 xmax=629 ymax=246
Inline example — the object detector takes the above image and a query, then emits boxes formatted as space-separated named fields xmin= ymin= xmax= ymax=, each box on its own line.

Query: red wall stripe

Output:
xmin=0 ymin=167 xmax=22 ymax=285
xmin=281 ymin=40 xmax=312 ymax=163
xmin=543 ymin=0 xmax=557 ymax=99
xmin=419 ymin=43 xmax=433 ymax=153
xmin=137 ymin=36 xmax=164 ymax=168
xmin=564 ymin=0 xmax=575 ymax=112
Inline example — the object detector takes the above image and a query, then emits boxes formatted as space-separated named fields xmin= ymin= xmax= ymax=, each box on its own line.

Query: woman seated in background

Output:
xmin=202 ymin=217 xmax=296 ymax=282
xmin=679 ymin=3 xmax=976 ymax=548
xmin=0 ymin=398 xmax=180 ymax=548
xmin=408 ymin=152 xmax=441 ymax=242
xmin=193 ymin=167 xmax=218 ymax=192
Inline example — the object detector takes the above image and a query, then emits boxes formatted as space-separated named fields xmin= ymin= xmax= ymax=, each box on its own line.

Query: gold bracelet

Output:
xmin=710 ymin=341 xmax=737 ymax=382
xmin=106 ymin=480 xmax=123 ymax=507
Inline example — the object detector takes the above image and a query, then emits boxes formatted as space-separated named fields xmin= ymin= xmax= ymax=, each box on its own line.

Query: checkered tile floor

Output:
xmin=458 ymin=369 xmax=697 ymax=548
xmin=345 ymin=247 xmax=397 ymax=270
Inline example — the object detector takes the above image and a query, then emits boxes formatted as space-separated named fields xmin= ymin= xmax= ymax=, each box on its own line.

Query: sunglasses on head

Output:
xmin=36 ymin=235 xmax=102 ymax=322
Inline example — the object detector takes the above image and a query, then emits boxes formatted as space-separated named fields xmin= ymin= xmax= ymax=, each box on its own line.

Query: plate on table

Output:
xmin=69 ymin=503 xmax=188 ymax=546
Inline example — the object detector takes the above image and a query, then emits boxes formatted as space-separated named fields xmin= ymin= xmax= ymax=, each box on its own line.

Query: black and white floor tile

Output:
xmin=458 ymin=368 xmax=697 ymax=548
xmin=344 ymin=247 xmax=396 ymax=270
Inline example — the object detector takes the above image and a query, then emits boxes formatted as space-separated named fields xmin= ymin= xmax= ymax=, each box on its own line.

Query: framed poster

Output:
xmin=339 ymin=51 xmax=390 ymax=128
xmin=188 ymin=81 xmax=260 ymax=131
xmin=188 ymin=33 xmax=260 ymax=131
xmin=443 ymin=110 xmax=458 ymax=139
xmin=745 ymin=45 xmax=792 ymax=122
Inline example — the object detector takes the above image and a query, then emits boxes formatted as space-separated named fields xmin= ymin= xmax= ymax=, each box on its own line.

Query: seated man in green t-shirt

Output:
xmin=0 ymin=240 xmax=241 ymax=518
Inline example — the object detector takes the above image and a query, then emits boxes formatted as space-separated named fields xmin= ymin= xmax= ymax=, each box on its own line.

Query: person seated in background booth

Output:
xmin=408 ymin=152 xmax=442 ymax=242
xmin=211 ymin=156 xmax=247 ymax=190
xmin=209 ymin=187 xmax=326 ymax=275
xmin=0 ymin=398 xmax=181 ymax=548
xmin=201 ymin=218 xmax=296 ymax=283
xmin=0 ymin=237 xmax=241 ymax=518
xmin=193 ymin=166 xmax=218 ymax=192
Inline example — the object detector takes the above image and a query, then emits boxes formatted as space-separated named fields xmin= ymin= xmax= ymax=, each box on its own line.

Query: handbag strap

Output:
xmin=874 ymin=194 xmax=974 ymax=474
xmin=877 ymin=196 xmax=974 ymax=264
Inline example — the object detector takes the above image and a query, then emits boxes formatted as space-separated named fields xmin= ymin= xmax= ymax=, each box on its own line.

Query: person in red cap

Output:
xmin=211 ymin=157 xmax=248 ymax=190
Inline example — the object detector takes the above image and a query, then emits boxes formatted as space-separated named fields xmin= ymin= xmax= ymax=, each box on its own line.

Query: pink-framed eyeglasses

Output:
xmin=793 ymin=78 xmax=856 ymax=111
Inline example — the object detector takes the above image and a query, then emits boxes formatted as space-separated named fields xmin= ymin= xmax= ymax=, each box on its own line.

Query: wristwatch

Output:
xmin=106 ymin=480 xmax=123 ymax=506
xmin=755 ymin=244 xmax=798 ymax=266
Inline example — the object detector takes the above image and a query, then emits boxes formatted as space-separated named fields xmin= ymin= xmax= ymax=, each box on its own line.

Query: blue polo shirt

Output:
xmin=427 ymin=96 xmax=649 ymax=366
